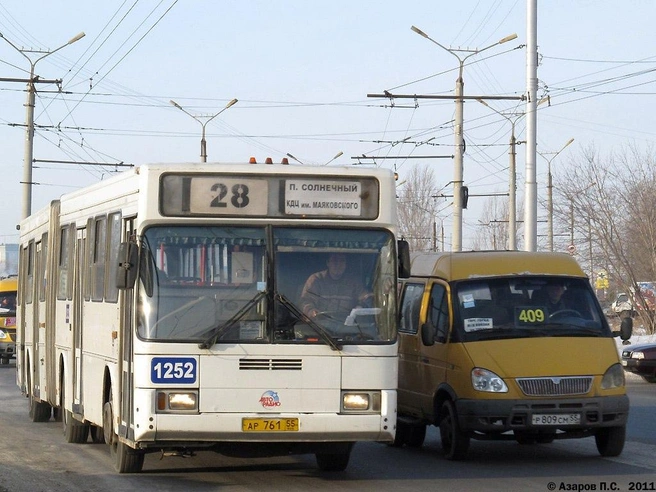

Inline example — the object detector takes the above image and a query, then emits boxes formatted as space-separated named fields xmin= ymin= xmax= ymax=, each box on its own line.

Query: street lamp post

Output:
xmin=476 ymin=100 xmax=526 ymax=250
xmin=0 ymin=31 xmax=86 ymax=219
xmin=540 ymin=137 xmax=574 ymax=251
xmin=170 ymin=98 xmax=238 ymax=162
xmin=411 ymin=26 xmax=517 ymax=252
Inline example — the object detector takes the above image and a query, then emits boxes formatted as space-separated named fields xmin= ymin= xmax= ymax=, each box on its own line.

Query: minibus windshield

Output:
xmin=453 ymin=276 xmax=609 ymax=342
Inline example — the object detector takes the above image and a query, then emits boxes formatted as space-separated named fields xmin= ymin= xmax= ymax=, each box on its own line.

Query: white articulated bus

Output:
xmin=17 ymin=160 xmax=410 ymax=473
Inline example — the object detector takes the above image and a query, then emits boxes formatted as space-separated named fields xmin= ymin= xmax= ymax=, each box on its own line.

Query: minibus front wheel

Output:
xmin=595 ymin=425 xmax=626 ymax=457
xmin=439 ymin=400 xmax=470 ymax=460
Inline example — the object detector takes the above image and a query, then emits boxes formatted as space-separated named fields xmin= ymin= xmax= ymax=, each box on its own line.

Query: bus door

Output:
xmin=33 ymin=241 xmax=43 ymax=399
xmin=119 ymin=218 xmax=136 ymax=440
xmin=72 ymin=228 xmax=86 ymax=413
xmin=38 ymin=232 xmax=53 ymax=403
xmin=17 ymin=247 xmax=27 ymax=390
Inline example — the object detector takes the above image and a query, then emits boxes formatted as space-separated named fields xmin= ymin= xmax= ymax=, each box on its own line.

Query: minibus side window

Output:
xmin=428 ymin=283 xmax=449 ymax=343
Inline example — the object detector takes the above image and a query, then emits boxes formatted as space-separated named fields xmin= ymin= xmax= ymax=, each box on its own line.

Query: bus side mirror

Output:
xmin=116 ymin=241 xmax=138 ymax=289
xmin=398 ymin=239 xmax=411 ymax=278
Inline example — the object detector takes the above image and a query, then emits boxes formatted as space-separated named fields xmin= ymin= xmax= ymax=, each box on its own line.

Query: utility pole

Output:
xmin=477 ymin=100 xmax=529 ymax=250
xmin=540 ymin=137 xmax=574 ymax=251
xmin=0 ymin=31 xmax=85 ymax=219
xmin=369 ymin=26 xmax=520 ymax=251
xmin=524 ymin=0 xmax=538 ymax=251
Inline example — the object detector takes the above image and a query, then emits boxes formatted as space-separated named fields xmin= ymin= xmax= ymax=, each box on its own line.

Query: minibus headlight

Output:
xmin=471 ymin=368 xmax=508 ymax=393
xmin=341 ymin=391 xmax=381 ymax=412
xmin=0 ymin=329 xmax=6 ymax=339
xmin=601 ymin=363 xmax=625 ymax=389
xmin=157 ymin=391 xmax=198 ymax=412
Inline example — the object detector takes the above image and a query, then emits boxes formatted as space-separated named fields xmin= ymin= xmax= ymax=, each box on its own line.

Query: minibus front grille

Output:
xmin=516 ymin=376 xmax=592 ymax=396
xmin=239 ymin=358 xmax=303 ymax=371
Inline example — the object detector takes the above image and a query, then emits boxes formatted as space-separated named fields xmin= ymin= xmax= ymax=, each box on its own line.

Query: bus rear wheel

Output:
xmin=29 ymin=394 xmax=51 ymax=422
xmin=61 ymin=376 xmax=89 ymax=443
xmin=90 ymin=425 xmax=105 ymax=443
xmin=27 ymin=368 xmax=51 ymax=422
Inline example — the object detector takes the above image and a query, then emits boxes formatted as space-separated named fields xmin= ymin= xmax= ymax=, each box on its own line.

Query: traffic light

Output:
xmin=461 ymin=186 xmax=469 ymax=209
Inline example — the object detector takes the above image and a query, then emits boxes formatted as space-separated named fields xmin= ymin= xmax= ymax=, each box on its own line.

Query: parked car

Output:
xmin=611 ymin=292 xmax=634 ymax=318
xmin=621 ymin=343 xmax=656 ymax=383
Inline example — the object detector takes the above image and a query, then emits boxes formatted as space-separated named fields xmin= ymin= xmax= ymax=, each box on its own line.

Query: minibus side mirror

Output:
xmin=421 ymin=322 xmax=435 ymax=347
xmin=116 ymin=241 xmax=139 ymax=289
xmin=618 ymin=317 xmax=633 ymax=345
xmin=398 ymin=239 xmax=411 ymax=279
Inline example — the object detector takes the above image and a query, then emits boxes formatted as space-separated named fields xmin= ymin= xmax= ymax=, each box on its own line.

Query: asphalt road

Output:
xmin=0 ymin=360 xmax=654 ymax=492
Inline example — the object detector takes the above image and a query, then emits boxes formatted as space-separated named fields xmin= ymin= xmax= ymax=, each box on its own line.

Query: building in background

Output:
xmin=0 ymin=244 xmax=18 ymax=277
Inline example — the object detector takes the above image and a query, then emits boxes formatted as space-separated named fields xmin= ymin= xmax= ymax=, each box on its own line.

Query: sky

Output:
xmin=0 ymin=1 xmax=655 ymax=249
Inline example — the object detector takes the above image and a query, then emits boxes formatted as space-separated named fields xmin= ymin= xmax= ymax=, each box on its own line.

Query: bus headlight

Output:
xmin=157 ymin=391 xmax=198 ymax=412
xmin=471 ymin=368 xmax=508 ymax=393
xmin=601 ymin=363 xmax=625 ymax=389
xmin=341 ymin=391 xmax=381 ymax=413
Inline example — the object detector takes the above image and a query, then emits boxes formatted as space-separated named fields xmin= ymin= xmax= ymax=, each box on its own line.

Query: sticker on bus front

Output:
xmin=151 ymin=357 xmax=197 ymax=384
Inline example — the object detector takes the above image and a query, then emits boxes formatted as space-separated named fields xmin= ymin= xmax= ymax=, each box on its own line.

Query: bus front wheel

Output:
xmin=104 ymin=391 xmax=144 ymax=473
xmin=111 ymin=439 xmax=145 ymax=474
xmin=315 ymin=443 xmax=353 ymax=472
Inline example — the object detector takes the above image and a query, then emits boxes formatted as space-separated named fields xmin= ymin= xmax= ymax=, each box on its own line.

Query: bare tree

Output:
xmin=472 ymin=197 xmax=508 ymax=250
xmin=396 ymin=164 xmax=439 ymax=252
xmin=555 ymin=144 xmax=656 ymax=333
xmin=472 ymin=197 xmax=524 ymax=251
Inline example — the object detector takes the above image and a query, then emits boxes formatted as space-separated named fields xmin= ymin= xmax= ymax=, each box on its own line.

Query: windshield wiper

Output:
xmin=275 ymin=293 xmax=342 ymax=351
xmin=198 ymin=291 xmax=267 ymax=349
xmin=473 ymin=330 xmax=533 ymax=341
xmin=547 ymin=325 xmax=602 ymax=337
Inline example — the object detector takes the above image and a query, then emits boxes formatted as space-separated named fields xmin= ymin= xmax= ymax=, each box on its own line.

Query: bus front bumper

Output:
xmin=133 ymin=412 xmax=395 ymax=446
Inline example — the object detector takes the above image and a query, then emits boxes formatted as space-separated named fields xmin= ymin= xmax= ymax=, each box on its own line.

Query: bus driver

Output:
xmin=300 ymin=253 xmax=372 ymax=322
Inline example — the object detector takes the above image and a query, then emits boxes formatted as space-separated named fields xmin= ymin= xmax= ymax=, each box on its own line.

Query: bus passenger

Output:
xmin=300 ymin=253 xmax=372 ymax=322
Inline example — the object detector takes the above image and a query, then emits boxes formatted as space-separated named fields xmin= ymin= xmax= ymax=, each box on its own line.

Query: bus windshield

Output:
xmin=137 ymin=226 xmax=397 ymax=345
xmin=453 ymin=276 xmax=609 ymax=342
